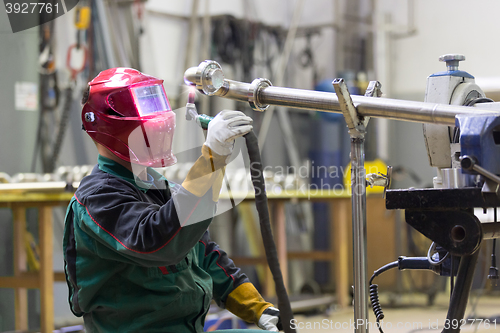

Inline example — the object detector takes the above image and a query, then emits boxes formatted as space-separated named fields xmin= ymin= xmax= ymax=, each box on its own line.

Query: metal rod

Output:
xmin=0 ymin=182 xmax=80 ymax=193
xmin=95 ymin=0 xmax=117 ymax=68
xmin=258 ymin=0 xmax=304 ymax=146
xmin=175 ymin=0 xmax=200 ymax=110
xmin=351 ymin=137 xmax=369 ymax=333
xmin=212 ymin=79 xmax=499 ymax=126
xmin=333 ymin=78 xmax=370 ymax=332
xmin=483 ymin=222 xmax=500 ymax=240
xmin=473 ymin=163 xmax=500 ymax=185
xmin=442 ymin=249 xmax=480 ymax=333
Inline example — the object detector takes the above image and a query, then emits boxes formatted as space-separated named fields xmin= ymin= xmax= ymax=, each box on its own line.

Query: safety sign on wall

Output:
xmin=15 ymin=81 xmax=38 ymax=111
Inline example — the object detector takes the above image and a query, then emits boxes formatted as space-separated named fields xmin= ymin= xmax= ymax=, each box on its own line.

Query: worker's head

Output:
xmin=81 ymin=68 xmax=177 ymax=167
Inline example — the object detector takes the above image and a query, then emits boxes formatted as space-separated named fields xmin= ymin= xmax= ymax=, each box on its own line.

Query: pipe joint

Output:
xmin=248 ymin=78 xmax=272 ymax=111
xmin=184 ymin=60 xmax=224 ymax=96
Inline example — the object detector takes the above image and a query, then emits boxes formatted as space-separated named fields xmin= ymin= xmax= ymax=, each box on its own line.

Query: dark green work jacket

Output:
xmin=63 ymin=155 xmax=248 ymax=332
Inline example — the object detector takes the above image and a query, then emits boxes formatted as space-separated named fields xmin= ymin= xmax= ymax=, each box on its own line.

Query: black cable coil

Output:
xmin=370 ymin=283 xmax=385 ymax=333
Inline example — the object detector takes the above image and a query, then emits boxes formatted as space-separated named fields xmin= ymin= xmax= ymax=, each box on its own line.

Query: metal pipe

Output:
xmin=216 ymin=80 xmax=252 ymax=100
xmin=351 ymin=137 xmax=369 ymax=333
xmin=260 ymin=85 xmax=499 ymax=126
xmin=185 ymin=64 xmax=500 ymax=126
xmin=0 ymin=182 xmax=80 ymax=193
xmin=95 ymin=0 xmax=117 ymax=68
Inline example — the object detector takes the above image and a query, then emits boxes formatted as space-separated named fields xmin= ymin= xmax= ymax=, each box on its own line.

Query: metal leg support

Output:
xmin=442 ymin=249 xmax=480 ymax=333
xmin=333 ymin=79 xmax=376 ymax=333
xmin=351 ymin=136 xmax=369 ymax=333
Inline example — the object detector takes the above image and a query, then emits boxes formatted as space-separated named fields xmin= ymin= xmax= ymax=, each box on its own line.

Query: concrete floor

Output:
xmin=286 ymin=293 xmax=500 ymax=333
xmin=48 ymin=291 xmax=500 ymax=333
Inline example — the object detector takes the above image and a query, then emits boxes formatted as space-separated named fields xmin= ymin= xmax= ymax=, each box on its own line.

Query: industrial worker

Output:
xmin=63 ymin=67 xmax=281 ymax=332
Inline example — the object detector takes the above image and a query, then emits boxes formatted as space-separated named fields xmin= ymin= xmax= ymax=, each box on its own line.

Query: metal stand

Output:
xmin=333 ymin=79 xmax=381 ymax=333
xmin=386 ymin=187 xmax=500 ymax=333
xmin=350 ymin=136 xmax=369 ymax=333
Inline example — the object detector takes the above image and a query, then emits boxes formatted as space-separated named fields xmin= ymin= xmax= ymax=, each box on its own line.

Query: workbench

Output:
xmin=0 ymin=183 xmax=75 ymax=333
xmin=0 ymin=184 xmax=396 ymax=332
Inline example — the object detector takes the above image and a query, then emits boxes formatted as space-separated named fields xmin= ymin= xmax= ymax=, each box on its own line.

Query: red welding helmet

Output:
xmin=82 ymin=67 xmax=177 ymax=167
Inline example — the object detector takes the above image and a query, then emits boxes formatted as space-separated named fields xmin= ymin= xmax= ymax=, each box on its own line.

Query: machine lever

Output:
xmin=460 ymin=155 xmax=500 ymax=185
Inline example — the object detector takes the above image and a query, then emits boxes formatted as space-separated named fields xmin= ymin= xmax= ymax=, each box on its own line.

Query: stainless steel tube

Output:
xmin=260 ymin=86 xmax=499 ymax=125
xmin=351 ymin=137 xmax=369 ymax=333
xmin=208 ymin=80 xmax=499 ymax=126
xmin=216 ymin=80 xmax=252 ymax=101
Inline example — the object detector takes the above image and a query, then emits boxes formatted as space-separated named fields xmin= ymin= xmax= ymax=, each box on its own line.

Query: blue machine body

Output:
xmin=457 ymin=114 xmax=500 ymax=175
xmin=429 ymin=70 xmax=474 ymax=79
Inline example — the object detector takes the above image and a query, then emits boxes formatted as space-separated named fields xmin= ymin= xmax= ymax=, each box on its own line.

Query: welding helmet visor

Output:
xmin=127 ymin=110 xmax=177 ymax=168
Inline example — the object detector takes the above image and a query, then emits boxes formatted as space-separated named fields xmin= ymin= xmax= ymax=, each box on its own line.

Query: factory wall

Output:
xmin=0 ymin=8 xmax=40 ymax=330
xmin=376 ymin=0 xmax=500 ymax=188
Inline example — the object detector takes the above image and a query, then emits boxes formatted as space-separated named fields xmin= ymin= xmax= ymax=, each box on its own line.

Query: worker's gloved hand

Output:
xmin=258 ymin=306 xmax=282 ymax=332
xmin=205 ymin=110 xmax=253 ymax=156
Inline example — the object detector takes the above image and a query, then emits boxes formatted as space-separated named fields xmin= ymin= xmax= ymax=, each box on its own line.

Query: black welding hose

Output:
xmin=244 ymin=131 xmax=295 ymax=333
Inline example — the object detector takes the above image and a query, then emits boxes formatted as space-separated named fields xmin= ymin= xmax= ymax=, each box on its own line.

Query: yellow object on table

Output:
xmin=344 ymin=159 xmax=388 ymax=194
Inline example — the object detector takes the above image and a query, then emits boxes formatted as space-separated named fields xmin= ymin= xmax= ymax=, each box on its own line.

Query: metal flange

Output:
xmin=183 ymin=60 xmax=225 ymax=96
xmin=248 ymin=78 xmax=272 ymax=111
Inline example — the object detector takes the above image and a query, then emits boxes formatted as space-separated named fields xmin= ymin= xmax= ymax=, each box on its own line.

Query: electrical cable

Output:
xmin=369 ymin=284 xmax=384 ymax=331
xmin=244 ymin=130 xmax=294 ymax=333
xmin=32 ymin=15 xmax=57 ymax=172
xmin=427 ymin=241 xmax=450 ymax=266
xmin=211 ymin=15 xmax=262 ymax=83
xmin=298 ymin=32 xmax=319 ymax=85
xmin=49 ymin=85 xmax=75 ymax=172
xmin=369 ymin=261 xmax=399 ymax=333
xmin=190 ymin=104 xmax=293 ymax=331
xmin=488 ymin=207 xmax=499 ymax=282
xmin=370 ymin=257 xmax=438 ymax=333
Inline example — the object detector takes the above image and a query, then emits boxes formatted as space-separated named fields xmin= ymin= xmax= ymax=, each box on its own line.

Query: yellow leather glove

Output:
xmin=226 ymin=282 xmax=281 ymax=331
xmin=181 ymin=144 xmax=226 ymax=201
